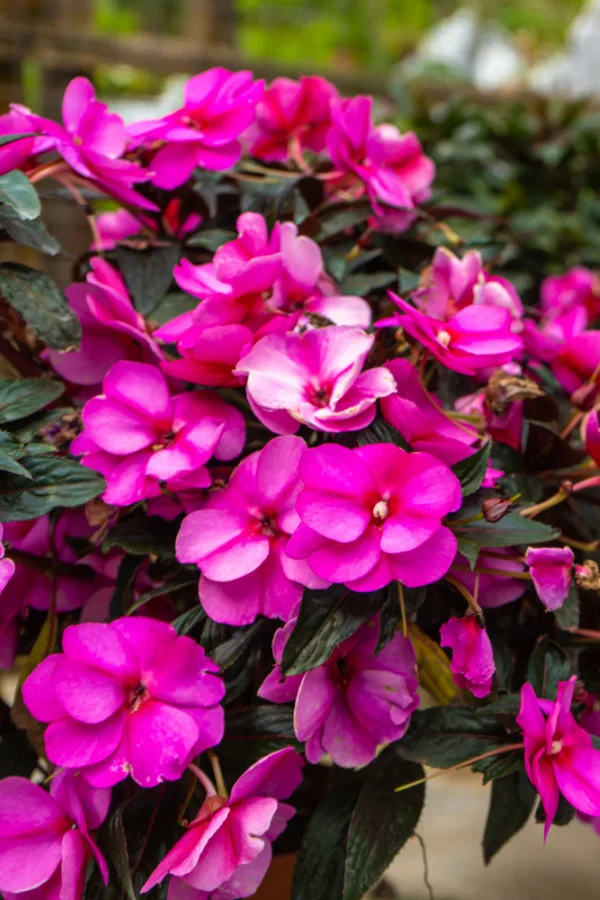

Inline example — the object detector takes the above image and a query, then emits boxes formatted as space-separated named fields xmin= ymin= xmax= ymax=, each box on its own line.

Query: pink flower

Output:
xmin=22 ymin=616 xmax=225 ymax=788
xmin=541 ymin=267 xmax=600 ymax=322
xmin=525 ymin=546 xmax=574 ymax=611
xmin=0 ymin=524 xmax=14 ymax=597
xmin=129 ymin=68 xmax=264 ymax=189
xmin=71 ymin=361 xmax=245 ymax=506
xmin=259 ymin=614 xmax=419 ymax=767
xmin=380 ymin=358 xmax=478 ymax=464
xmin=414 ymin=247 xmax=523 ymax=321
xmin=585 ymin=409 xmax=600 ymax=466
xmin=286 ymin=442 xmax=461 ymax=591
xmin=517 ymin=676 xmax=600 ymax=837
xmin=455 ymin=387 xmax=524 ymax=452
xmin=0 ymin=770 xmax=109 ymax=900
xmin=449 ymin=549 xmax=527 ymax=608
xmin=176 ymin=436 xmax=309 ymax=625
xmin=439 ymin=615 xmax=495 ymax=698
xmin=378 ymin=292 xmax=523 ymax=376
xmin=45 ymin=258 xmax=163 ymax=387
xmin=142 ymin=747 xmax=303 ymax=899
xmin=523 ymin=306 xmax=600 ymax=394
xmin=18 ymin=77 xmax=154 ymax=209
xmin=246 ymin=75 xmax=338 ymax=162
xmin=92 ymin=200 xmax=202 ymax=252
xmin=0 ymin=108 xmax=38 ymax=175
xmin=234 ymin=326 xmax=395 ymax=434
xmin=327 ymin=96 xmax=434 ymax=231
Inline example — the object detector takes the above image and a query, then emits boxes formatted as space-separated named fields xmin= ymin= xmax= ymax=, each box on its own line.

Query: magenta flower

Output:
xmin=449 ymin=549 xmax=527 ymax=608
xmin=70 ymin=361 xmax=245 ymax=506
xmin=414 ymin=247 xmax=523 ymax=320
xmin=585 ymin=409 xmax=600 ymax=466
xmin=20 ymin=77 xmax=154 ymax=209
xmin=380 ymin=358 xmax=478 ymax=464
xmin=286 ymin=442 xmax=461 ymax=591
xmin=0 ymin=524 xmax=14 ymax=596
xmin=142 ymin=747 xmax=303 ymax=899
xmin=176 ymin=436 xmax=311 ymax=625
xmin=523 ymin=306 xmax=600 ymax=394
xmin=525 ymin=546 xmax=574 ymax=611
xmin=327 ymin=96 xmax=434 ymax=231
xmin=517 ymin=676 xmax=600 ymax=837
xmin=0 ymin=769 xmax=110 ymax=900
xmin=0 ymin=108 xmax=38 ymax=175
xmin=247 ymin=75 xmax=338 ymax=162
xmin=46 ymin=258 xmax=162 ymax=387
xmin=22 ymin=616 xmax=225 ymax=788
xmin=439 ymin=615 xmax=495 ymax=698
xmin=129 ymin=68 xmax=264 ymax=189
xmin=541 ymin=267 xmax=600 ymax=322
xmin=235 ymin=326 xmax=395 ymax=435
xmin=92 ymin=200 xmax=202 ymax=252
xmin=259 ymin=614 xmax=419 ymax=767
xmin=378 ymin=292 xmax=523 ymax=376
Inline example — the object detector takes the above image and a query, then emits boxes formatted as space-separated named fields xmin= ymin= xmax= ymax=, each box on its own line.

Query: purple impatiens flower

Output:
xmin=259 ymin=613 xmax=419 ymax=768
xmin=525 ymin=546 xmax=574 ymax=611
xmin=440 ymin=615 xmax=495 ymax=698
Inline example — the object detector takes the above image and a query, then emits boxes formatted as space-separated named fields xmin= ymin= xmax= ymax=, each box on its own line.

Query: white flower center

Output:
xmin=550 ymin=740 xmax=563 ymax=756
xmin=372 ymin=500 xmax=389 ymax=522
xmin=437 ymin=329 xmax=452 ymax=347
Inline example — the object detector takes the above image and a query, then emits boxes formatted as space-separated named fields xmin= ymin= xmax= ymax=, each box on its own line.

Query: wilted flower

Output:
xmin=440 ymin=615 xmax=495 ymax=698
xmin=142 ymin=747 xmax=303 ymax=899
xmin=22 ymin=617 xmax=225 ymax=787
xmin=71 ymin=361 xmax=245 ymax=506
xmin=235 ymin=326 xmax=395 ymax=434
xmin=259 ymin=613 xmax=419 ymax=767
xmin=0 ymin=770 xmax=110 ymax=899
xmin=449 ymin=549 xmax=527 ymax=608
xmin=525 ymin=546 xmax=574 ymax=611
xmin=518 ymin=676 xmax=600 ymax=837
xmin=286 ymin=442 xmax=461 ymax=590
xmin=176 ymin=436 xmax=310 ymax=625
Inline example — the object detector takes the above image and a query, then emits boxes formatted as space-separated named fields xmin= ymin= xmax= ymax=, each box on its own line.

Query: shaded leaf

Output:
xmin=555 ymin=582 xmax=580 ymax=632
xmin=451 ymin=512 xmax=559 ymax=549
xmin=173 ymin=605 xmax=206 ymax=636
xmin=452 ymin=441 xmax=491 ymax=496
xmin=0 ymin=170 xmax=40 ymax=220
xmin=212 ymin=620 xmax=264 ymax=670
xmin=0 ymin=443 xmax=31 ymax=478
xmin=223 ymin=705 xmax=302 ymax=761
xmin=0 ymin=378 xmax=64 ymax=424
xmin=0 ymin=453 xmax=104 ymax=520
xmin=185 ymin=228 xmax=236 ymax=250
xmin=0 ymin=209 xmax=61 ymax=255
xmin=115 ymin=244 xmax=180 ymax=316
xmin=109 ymin=556 xmax=144 ymax=620
xmin=107 ymin=804 xmax=136 ymax=900
xmin=526 ymin=638 xmax=570 ymax=699
xmin=535 ymin=794 xmax=575 ymax=827
xmin=339 ymin=271 xmax=396 ymax=297
xmin=315 ymin=200 xmax=372 ymax=241
xmin=483 ymin=770 xmax=536 ymax=863
xmin=356 ymin=417 xmax=411 ymax=451
xmin=0 ymin=263 xmax=79 ymax=349
xmin=7 ymin=406 xmax=73 ymax=442
xmin=0 ymin=133 xmax=35 ymax=147
xmin=103 ymin=509 xmax=179 ymax=556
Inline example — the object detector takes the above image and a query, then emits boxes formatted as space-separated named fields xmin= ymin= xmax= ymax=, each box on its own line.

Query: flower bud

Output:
xmin=485 ymin=369 xmax=544 ymax=415
xmin=482 ymin=497 xmax=512 ymax=522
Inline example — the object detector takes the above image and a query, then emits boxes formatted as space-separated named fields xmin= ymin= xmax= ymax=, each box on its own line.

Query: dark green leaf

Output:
xmin=7 ymin=406 xmax=73 ymax=442
xmin=0 ymin=170 xmax=40 ymax=220
xmin=0 ymin=700 xmax=38 ymax=778
xmin=107 ymin=804 xmax=136 ymax=900
xmin=212 ymin=620 xmax=264 ymax=670
xmin=0 ymin=378 xmax=64 ymax=424
xmin=281 ymin=587 xmax=384 ymax=677
xmin=524 ymin=422 xmax=585 ymax=473
xmin=339 ymin=271 xmax=396 ymax=296
xmin=343 ymin=750 xmax=424 ymax=900
xmin=185 ymin=228 xmax=237 ymax=250
xmin=0 ymin=453 xmax=104 ymax=520
xmin=315 ymin=200 xmax=372 ymax=241
xmin=376 ymin=587 xmax=401 ymax=653
xmin=173 ymin=605 xmax=206 ymax=636
xmin=0 ymin=209 xmax=61 ymax=255
xmin=292 ymin=771 xmax=366 ymax=900
xmin=451 ymin=512 xmax=559 ymax=549
xmin=0 ymin=443 xmax=30 ymax=478
xmin=483 ymin=770 xmax=536 ymax=863
xmin=0 ymin=263 xmax=79 ymax=349
xmin=115 ymin=244 xmax=180 ymax=316
xmin=223 ymin=705 xmax=302 ymax=761
xmin=151 ymin=291 xmax=198 ymax=327
xmin=526 ymin=638 xmax=570 ymax=699
xmin=127 ymin=576 xmax=199 ymax=615
xmin=456 ymin=534 xmax=480 ymax=568
xmin=356 ymin=417 xmax=411 ymax=451
xmin=103 ymin=510 xmax=179 ymax=557
xmin=472 ymin=749 xmax=523 ymax=784
xmin=535 ymin=794 xmax=575 ymax=827
xmin=555 ymin=582 xmax=580 ymax=631
xmin=0 ymin=133 xmax=35 ymax=147
xmin=109 ymin=556 xmax=144 ymax=620
xmin=451 ymin=441 xmax=491 ymax=496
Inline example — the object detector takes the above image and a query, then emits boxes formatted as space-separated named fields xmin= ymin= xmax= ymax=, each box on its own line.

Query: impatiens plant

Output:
xmin=2 ymin=69 xmax=600 ymax=900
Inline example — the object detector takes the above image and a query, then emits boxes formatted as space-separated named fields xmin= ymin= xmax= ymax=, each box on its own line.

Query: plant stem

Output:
xmin=394 ymin=742 xmax=525 ymax=792
xmin=208 ymin=751 xmax=228 ymax=799
xmin=398 ymin=581 xmax=408 ymax=638
xmin=519 ymin=488 xmax=569 ymax=518
xmin=444 ymin=574 xmax=484 ymax=618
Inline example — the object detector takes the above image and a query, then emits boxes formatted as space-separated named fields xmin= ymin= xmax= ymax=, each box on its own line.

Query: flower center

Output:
xmin=437 ymin=329 xmax=452 ymax=347
xmin=151 ymin=429 xmax=176 ymax=452
xmin=372 ymin=500 xmax=389 ymax=522
xmin=128 ymin=683 xmax=150 ymax=713
xmin=550 ymin=740 xmax=563 ymax=756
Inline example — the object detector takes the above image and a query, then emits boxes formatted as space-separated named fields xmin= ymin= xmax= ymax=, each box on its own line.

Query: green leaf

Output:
xmin=555 ymin=582 xmax=580 ymax=632
xmin=472 ymin=749 xmax=523 ymax=784
xmin=0 ymin=443 xmax=31 ymax=478
xmin=212 ymin=620 xmax=264 ymax=670
xmin=483 ymin=770 xmax=536 ymax=864
xmin=173 ymin=605 xmax=206 ymax=636
xmin=151 ymin=291 xmax=198 ymax=327
xmin=223 ymin=705 xmax=302 ymax=761
xmin=397 ymin=703 xmax=517 ymax=768
xmin=456 ymin=534 xmax=480 ymax=568
xmin=0 ymin=378 xmax=64 ymax=424
xmin=109 ymin=556 xmax=144 ymax=620
xmin=0 ymin=133 xmax=35 ymax=147
xmin=0 ymin=453 xmax=105 ymax=521
xmin=535 ymin=794 xmax=575 ymax=827
xmin=103 ymin=509 xmax=179 ymax=557
xmin=451 ymin=512 xmax=559 ymax=549
xmin=0 ymin=208 xmax=61 ymax=255
xmin=186 ymin=228 xmax=236 ymax=250
xmin=0 ymin=170 xmax=40 ymax=220
xmin=292 ymin=771 xmax=366 ymax=900
xmin=106 ymin=804 xmax=136 ymax=900
xmin=343 ymin=749 xmax=425 ymax=900
xmin=451 ymin=441 xmax=491 ymax=496
xmin=0 ymin=263 xmax=80 ymax=349
xmin=281 ymin=587 xmax=384 ymax=677
xmin=356 ymin=417 xmax=411 ymax=451
xmin=8 ymin=406 xmax=74 ymax=442
xmin=526 ymin=638 xmax=570 ymax=699
xmin=339 ymin=271 xmax=396 ymax=297
xmin=315 ymin=201 xmax=372 ymax=241
xmin=114 ymin=244 xmax=180 ymax=316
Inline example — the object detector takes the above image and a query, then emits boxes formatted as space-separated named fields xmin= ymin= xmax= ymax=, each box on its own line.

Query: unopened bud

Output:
xmin=571 ymin=382 xmax=598 ymax=411
xmin=560 ymin=479 xmax=574 ymax=496
xmin=575 ymin=560 xmax=600 ymax=591
xmin=482 ymin=497 xmax=512 ymax=522
xmin=485 ymin=370 xmax=544 ymax=415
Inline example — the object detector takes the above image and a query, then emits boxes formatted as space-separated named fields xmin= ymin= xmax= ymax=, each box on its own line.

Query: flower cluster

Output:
xmin=2 ymin=64 xmax=600 ymax=900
